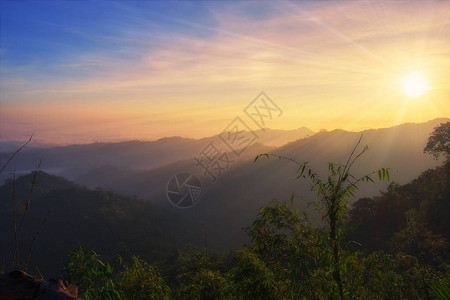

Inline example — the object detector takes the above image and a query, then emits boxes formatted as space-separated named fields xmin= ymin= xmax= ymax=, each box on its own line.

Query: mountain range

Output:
xmin=0 ymin=127 xmax=314 ymax=182
xmin=0 ymin=118 xmax=448 ymax=275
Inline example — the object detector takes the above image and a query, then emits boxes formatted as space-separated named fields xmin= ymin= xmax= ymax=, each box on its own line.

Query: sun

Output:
xmin=401 ymin=71 xmax=429 ymax=97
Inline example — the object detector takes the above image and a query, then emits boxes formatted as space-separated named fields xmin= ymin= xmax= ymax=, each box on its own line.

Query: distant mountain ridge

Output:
xmin=0 ymin=127 xmax=313 ymax=182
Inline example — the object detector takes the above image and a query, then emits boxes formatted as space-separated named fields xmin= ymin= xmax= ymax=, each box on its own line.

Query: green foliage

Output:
xmin=63 ymin=247 xmax=121 ymax=300
xmin=117 ymin=256 xmax=170 ymax=300
xmin=174 ymin=252 xmax=233 ymax=299
xmin=64 ymin=247 xmax=172 ymax=300
xmin=244 ymin=195 xmax=449 ymax=299
xmin=390 ymin=209 xmax=449 ymax=268
xmin=431 ymin=280 xmax=450 ymax=300
xmin=175 ymin=269 xmax=233 ymax=300
xmin=247 ymin=199 xmax=323 ymax=297
xmin=229 ymin=249 xmax=288 ymax=300
xmin=343 ymin=251 xmax=415 ymax=299
xmin=348 ymin=160 xmax=450 ymax=252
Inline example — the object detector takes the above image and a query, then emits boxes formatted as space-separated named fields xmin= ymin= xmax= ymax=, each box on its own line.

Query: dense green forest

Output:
xmin=1 ymin=123 xmax=449 ymax=299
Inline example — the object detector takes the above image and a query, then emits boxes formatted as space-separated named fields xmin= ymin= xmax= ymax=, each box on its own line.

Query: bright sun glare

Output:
xmin=401 ymin=71 xmax=429 ymax=98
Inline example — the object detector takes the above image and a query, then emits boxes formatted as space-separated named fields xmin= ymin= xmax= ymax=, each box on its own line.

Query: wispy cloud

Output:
xmin=1 ymin=1 xmax=449 ymax=143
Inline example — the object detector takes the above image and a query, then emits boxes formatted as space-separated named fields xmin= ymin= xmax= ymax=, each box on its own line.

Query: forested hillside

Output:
xmin=0 ymin=122 xmax=448 ymax=299
xmin=0 ymin=172 xmax=204 ymax=277
xmin=57 ymin=143 xmax=450 ymax=299
xmin=348 ymin=160 xmax=449 ymax=254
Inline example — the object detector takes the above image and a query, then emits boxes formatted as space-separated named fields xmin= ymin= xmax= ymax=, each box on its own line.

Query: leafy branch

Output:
xmin=255 ymin=134 xmax=390 ymax=299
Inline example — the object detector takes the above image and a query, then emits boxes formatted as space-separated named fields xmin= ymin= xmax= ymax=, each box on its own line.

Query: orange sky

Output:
xmin=1 ymin=1 xmax=449 ymax=145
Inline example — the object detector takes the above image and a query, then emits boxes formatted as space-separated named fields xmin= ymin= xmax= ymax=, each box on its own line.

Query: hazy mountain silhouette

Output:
xmin=76 ymin=118 xmax=446 ymax=199
xmin=0 ymin=127 xmax=313 ymax=182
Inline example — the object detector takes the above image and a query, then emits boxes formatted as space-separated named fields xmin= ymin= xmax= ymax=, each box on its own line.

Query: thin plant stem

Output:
xmin=0 ymin=134 xmax=33 ymax=175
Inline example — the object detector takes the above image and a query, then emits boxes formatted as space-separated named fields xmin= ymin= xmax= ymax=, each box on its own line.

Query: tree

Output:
xmin=174 ymin=252 xmax=233 ymax=299
xmin=424 ymin=122 xmax=450 ymax=160
xmin=117 ymin=256 xmax=170 ymax=300
xmin=247 ymin=199 xmax=322 ymax=298
xmin=390 ymin=209 xmax=449 ymax=268
xmin=63 ymin=247 xmax=173 ymax=300
xmin=229 ymin=249 xmax=288 ymax=300
xmin=63 ymin=247 xmax=121 ymax=300
xmin=256 ymin=135 xmax=389 ymax=299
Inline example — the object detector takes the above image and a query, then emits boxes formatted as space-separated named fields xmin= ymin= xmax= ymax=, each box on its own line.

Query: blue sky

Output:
xmin=1 ymin=1 xmax=219 ymax=79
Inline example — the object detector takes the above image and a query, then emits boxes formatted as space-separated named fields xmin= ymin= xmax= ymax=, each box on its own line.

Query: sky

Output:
xmin=1 ymin=0 xmax=449 ymax=145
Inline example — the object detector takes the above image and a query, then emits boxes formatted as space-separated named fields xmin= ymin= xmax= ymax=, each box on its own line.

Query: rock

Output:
xmin=0 ymin=271 xmax=80 ymax=300
xmin=38 ymin=278 xmax=79 ymax=299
